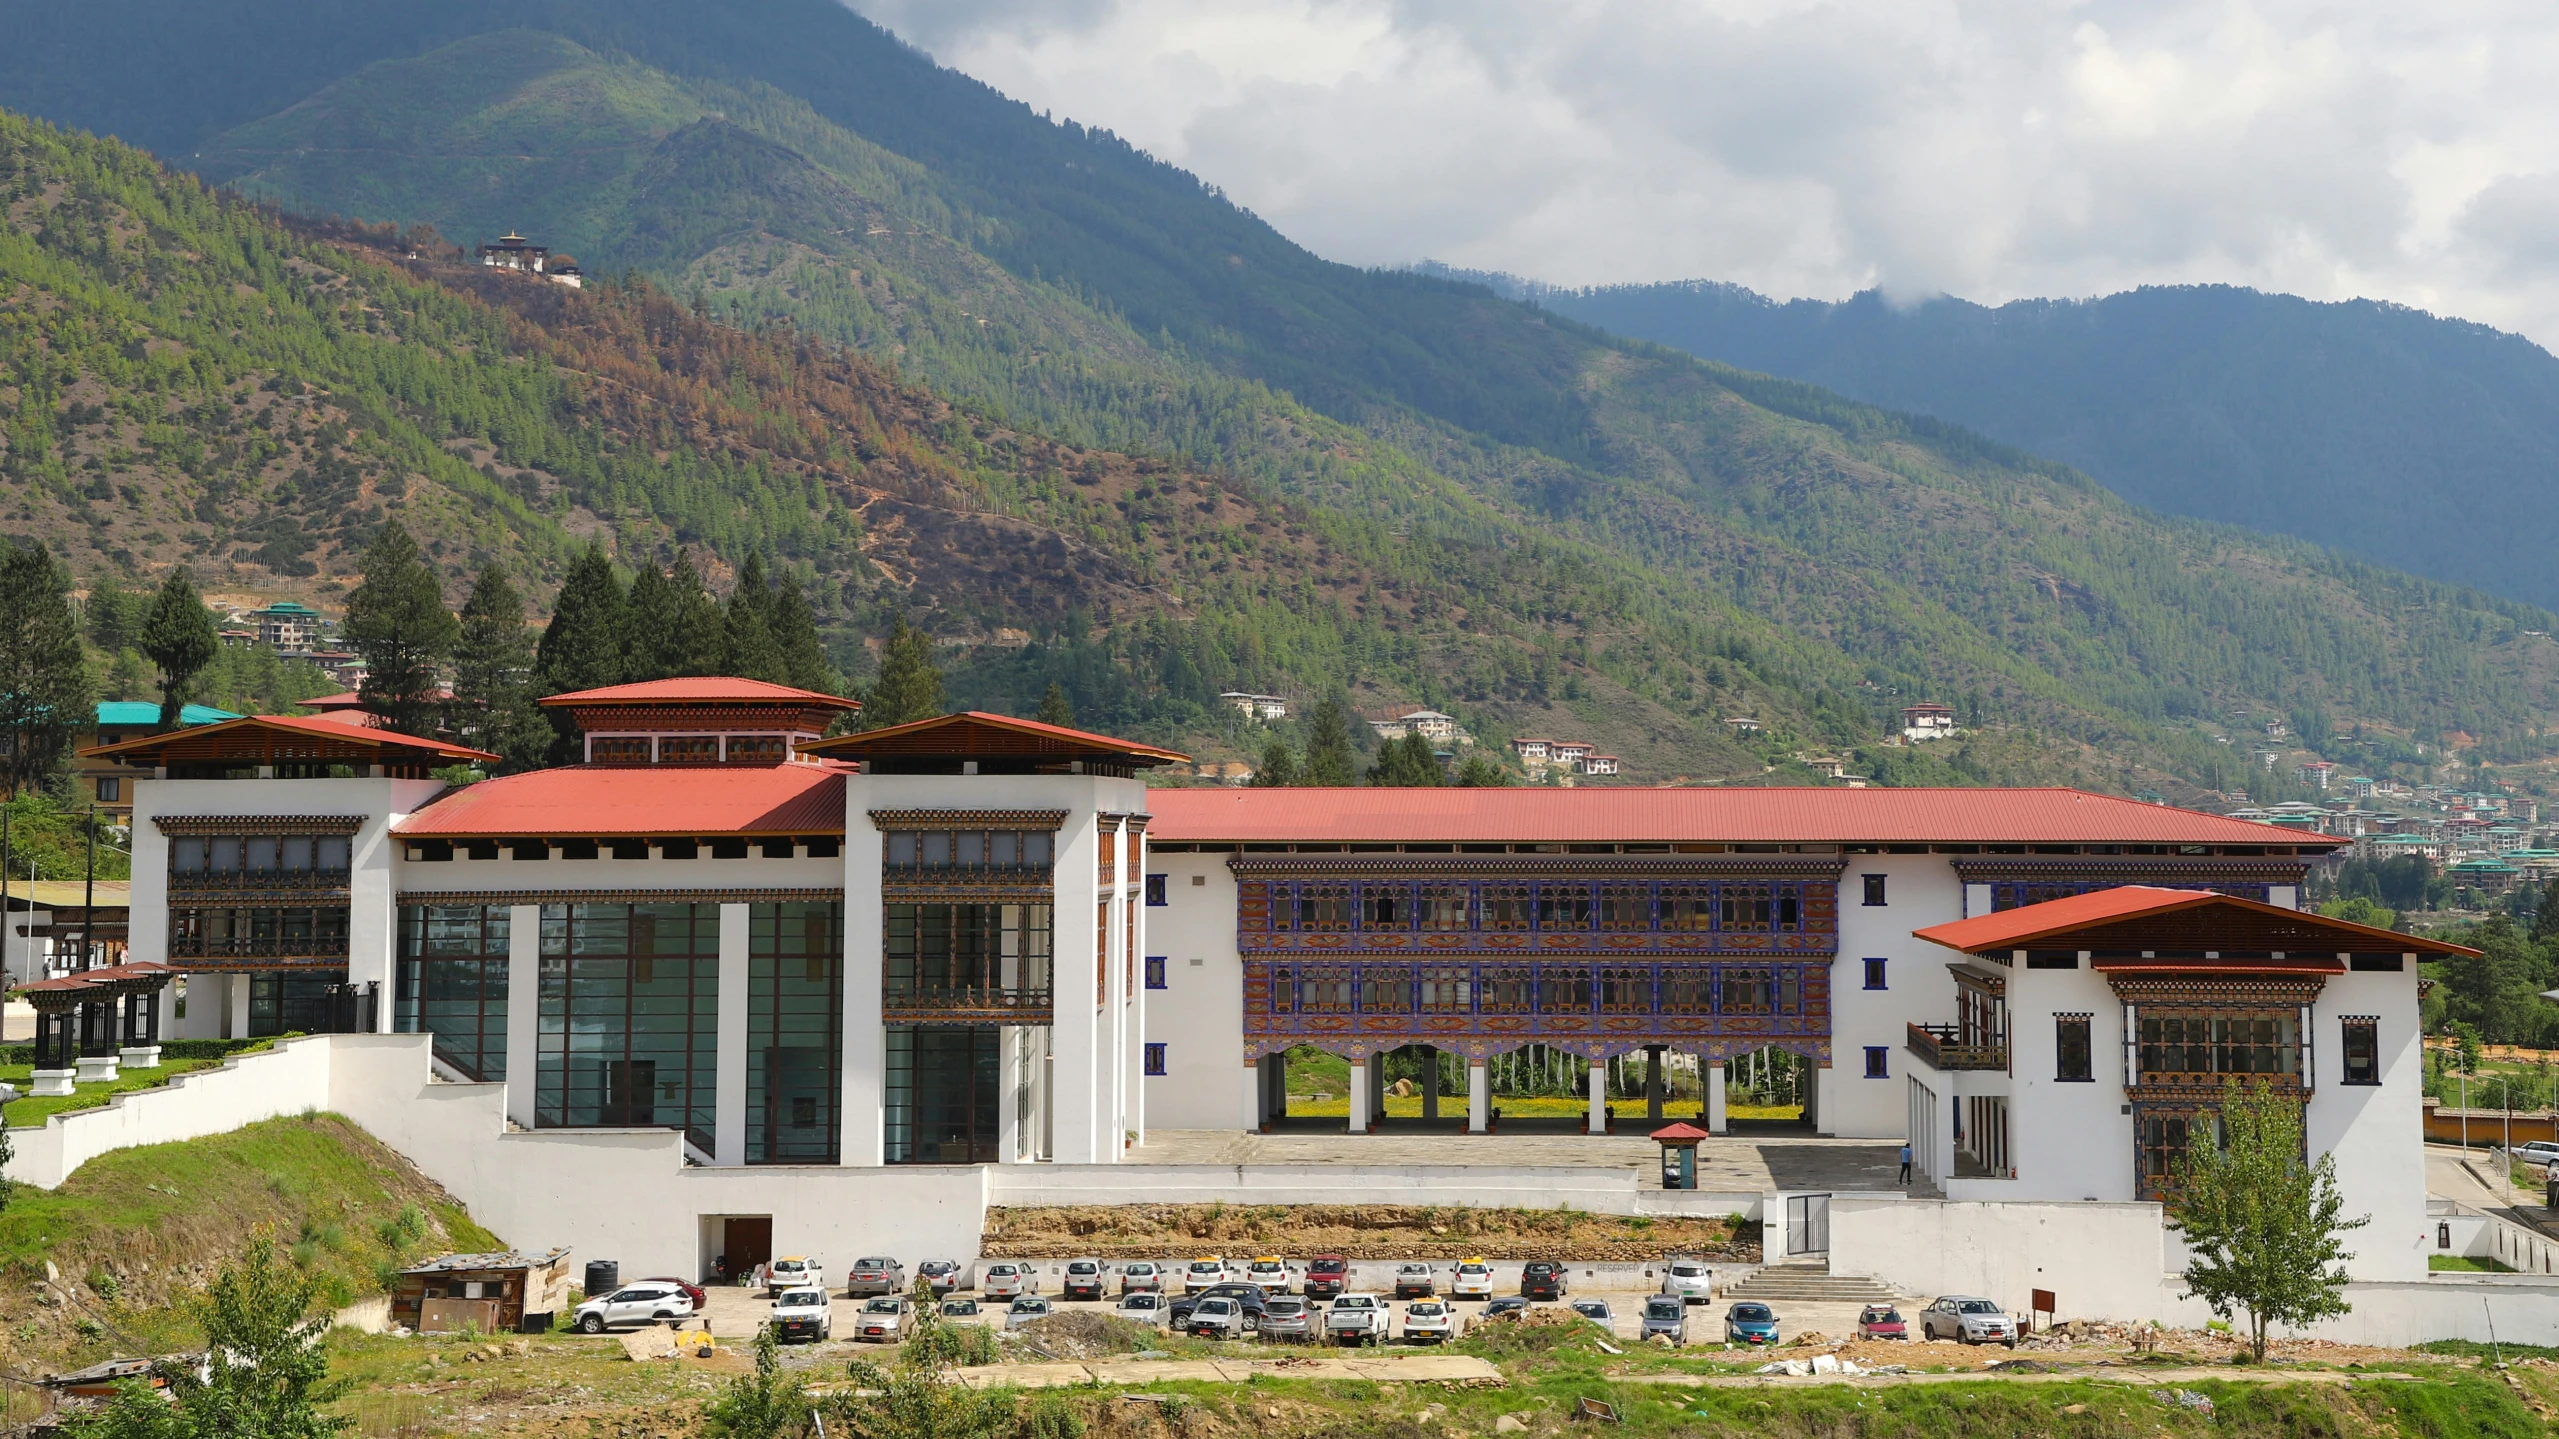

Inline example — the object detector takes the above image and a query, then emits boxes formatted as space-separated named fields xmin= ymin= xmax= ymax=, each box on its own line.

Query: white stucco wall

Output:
xmin=1831 ymin=1195 xmax=2169 ymax=1321
xmin=1141 ymin=850 xmax=1247 ymax=1131
xmin=2310 ymin=960 xmax=2429 ymax=1281
xmin=1990 ymin=961 xmax=2138 ymax=1201
xmin=1829 ymin=853 xmax=1967 ymax=1139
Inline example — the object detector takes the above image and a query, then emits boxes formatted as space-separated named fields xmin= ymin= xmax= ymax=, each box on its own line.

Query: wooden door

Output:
xmin=723 ymin=1216 xmax=773 ymax=1277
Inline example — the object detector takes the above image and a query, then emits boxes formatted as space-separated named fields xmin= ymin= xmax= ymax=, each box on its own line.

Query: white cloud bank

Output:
xmin=846 ymin=0 xmax=2559 ymax=346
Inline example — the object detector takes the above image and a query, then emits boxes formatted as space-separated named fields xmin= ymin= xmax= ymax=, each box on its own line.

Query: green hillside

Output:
xmin=5 ymin=4 xmax=2559 ymax=794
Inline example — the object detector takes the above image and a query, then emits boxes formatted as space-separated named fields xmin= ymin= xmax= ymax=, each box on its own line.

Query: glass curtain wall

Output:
xmin=246 ymin=970 xmax=347 ymax=1036
xmin=885 ymin=1026 xmax=1002 ymax=1163
xmin=883 ymin=904 xmax=1053 ymax=1006
xmin=748 ymin=901 xmax=843 ymax=1164
xmin=536 ymin=903 xmax=719 ymax=1152
xmin=395 ymin=905 xmax=510 ymax=1080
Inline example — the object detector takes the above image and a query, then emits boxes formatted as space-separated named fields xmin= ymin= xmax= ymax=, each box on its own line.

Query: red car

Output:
xmin=1303 ymin=1256 xmax=1351 ymax=1300
xmin=1857 ymin=1304 xmax=1908 ymax=1340
xmin=639 ymin=1278 xmax=709 ymax=1312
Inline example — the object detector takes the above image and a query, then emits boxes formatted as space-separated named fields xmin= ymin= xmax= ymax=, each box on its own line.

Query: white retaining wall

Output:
xmin=985 ymin=1163 xmax=1758 ymax=1217
xmin=5 ymin=1040 xmax=336 ymax=1189
xmin=1829 ymin=1195 xmax=2167 ymax=1322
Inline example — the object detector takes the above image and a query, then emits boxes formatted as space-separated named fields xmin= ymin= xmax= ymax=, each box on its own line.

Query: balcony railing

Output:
xmin=168 ymin=935 xmax=353 ymax=961
xmin=1907 ymin=1021 xmax=2006 ymax=1071
xmin=882 ymin=984 xmax=1054 ymax=1025
xmin=168 ymin=868 xmax=353 ymax=892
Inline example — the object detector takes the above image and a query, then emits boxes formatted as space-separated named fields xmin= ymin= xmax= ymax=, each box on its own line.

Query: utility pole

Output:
xmin=80 ymin=803 xmax=95 ymax=973
xmin=1 ymin=804 xmax=10 ymax=984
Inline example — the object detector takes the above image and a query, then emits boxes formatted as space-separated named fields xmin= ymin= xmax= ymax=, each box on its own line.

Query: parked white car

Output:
xmin=2517 ymin=1141 xmax=2559 ymax=1170
xmin=766 ymin=1256 xmax=826 ymax=1298
xmin=1119 ymin=1261 xmax=1164 ymax=1294
xmin=1400 ymin=1300 xmax=1459 ymax=1344
xmin=981 ymin=1262 xmax=1036 ymax=1299
xmin=1919 ymin=1296 xmax=2017 ymax=1346
xmin=769 ymin=1288 xmax=832 ymax=1343
xmin=1323 ymin=1293 xmax=1389 ymax=1346
xmin=1659 ymin=1257 xmax=1714 ymax=1304
xmin=1451 ymin=1258 xmax=1496 ymax=1299
xmin=1243 ymin=1256 xmax=1291 ymax=1294
xmin=574 ymin=1282 xmax=696 ymax=1334
xmin=1114 ymin=1292 xmax=1170 ymax=1326
xmin=1182 ymin=1257 xmax=1230 ymax=1294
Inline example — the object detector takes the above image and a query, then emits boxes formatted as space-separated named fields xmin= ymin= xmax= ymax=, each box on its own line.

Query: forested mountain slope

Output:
xmin=1493 ymin=276 xmax=2559 ymax=612
xmin=6 ymin=3 xmax=2559 ymax=790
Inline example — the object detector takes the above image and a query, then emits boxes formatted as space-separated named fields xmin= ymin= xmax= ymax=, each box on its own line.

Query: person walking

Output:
xmin=1897 ymin=1142 xmax=1913 ymax=1185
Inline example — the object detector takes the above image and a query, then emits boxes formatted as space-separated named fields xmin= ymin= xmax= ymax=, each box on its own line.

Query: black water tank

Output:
xmin=584 ymin=1260 xmax=618 ymax=1297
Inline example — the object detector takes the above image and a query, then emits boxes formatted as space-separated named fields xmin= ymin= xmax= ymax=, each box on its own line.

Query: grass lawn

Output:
xmin=2430 ymin=1254 xmax=2518 ymax=1272
xmin=0 ymin=1056 xmax=226 ymax=1126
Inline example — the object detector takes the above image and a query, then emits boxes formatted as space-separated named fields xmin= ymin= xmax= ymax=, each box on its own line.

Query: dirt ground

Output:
xmin=982 ymin=1204 xmax=1755 ymax=1261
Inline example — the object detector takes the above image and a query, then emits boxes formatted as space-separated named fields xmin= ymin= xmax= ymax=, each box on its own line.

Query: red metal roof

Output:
xmin=800 ymin=712 xmax=1190 ymax=766
xmin=540 ymin=677 xmax=859 ymax=710
xmin=1145 ymin=787 xmax=2329 ymax=847
xmin=396 ymin=764 xmax=848 ymax=836
xmin=81 ymin=712 xmax=497 ymax=763
xmin=1911 ymin=885 xmax=2476 ymax=958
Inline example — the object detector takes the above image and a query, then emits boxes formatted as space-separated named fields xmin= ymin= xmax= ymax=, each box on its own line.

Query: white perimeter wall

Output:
xmin=1829 ymin=854 xmax=1967 ymax=1140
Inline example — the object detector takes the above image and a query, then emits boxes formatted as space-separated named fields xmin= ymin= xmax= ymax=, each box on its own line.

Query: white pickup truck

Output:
xmin=1323 ymin=1293 xmax=1388 ymax=1347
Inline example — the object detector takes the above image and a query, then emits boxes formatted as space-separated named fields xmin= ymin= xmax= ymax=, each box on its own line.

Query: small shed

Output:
xmin=391 ymin=1249 xmax=573 ymax=1335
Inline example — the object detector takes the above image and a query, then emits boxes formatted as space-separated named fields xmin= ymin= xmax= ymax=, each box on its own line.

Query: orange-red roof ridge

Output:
xmin=800 ymin=711 xmax=1189 ymax=765
xmin=397 ymin=763 xmax=848 ymax=837
xmin=1911 ymin=884 xmax=2479 ymax=957
xmin=1145 ymin=786 xmax=2326 ymax=847
xmin=541 ymin=677 xmax=860 ymax=709
xmin=80 ymin=712 xmax=497 ymax=763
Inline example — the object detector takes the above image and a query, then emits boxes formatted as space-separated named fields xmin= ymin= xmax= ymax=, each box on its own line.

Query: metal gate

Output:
xmin=1785 ymin=1193 xmax=1831 ymax=1256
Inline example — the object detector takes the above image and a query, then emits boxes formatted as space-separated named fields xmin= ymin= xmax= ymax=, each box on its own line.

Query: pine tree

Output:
xmin=721 ymin=556 xmax=786 ymax=683
xmin=448 ymin=566 xmax=549 ymax=775
xmin=344 ymin=522 xmax=460 ymax=736
xmin=625 ymin=554 xmax=723 ymax=680
xmin=0 ymin=542 xmax=93 ymax=794
xmin=1250 ymin=739 xmax=1299 ymax=787
xmin=1037 ymin=682 xmax=1074 ymax=727
xmin=1453 ymin=751 xmax=1513 ymax=787
xmin=1300 ymin=696 xmax=1357 ymax=786
xmin=863 ymin=614 xmax=944 ymax=728
xmin=1366 ymin=731 xmax=1444 ymax=786
xmin=140 ymin=567 xmax=218 ymax=731
xmin=534 ymin=544 xmax=628 ymax=697
xmin=622 ymin=561 xmax=674 ymax=682
xmin=767 ymin=575 xmax=836 ymax=694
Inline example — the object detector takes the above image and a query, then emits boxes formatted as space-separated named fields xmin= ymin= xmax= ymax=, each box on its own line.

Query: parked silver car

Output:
xmin=1185 ymin=1296 xmax=1246 ymax=1340
xmin=852 ymin=1295 xmax=911 ymax=1343
xmin=1919 ymin=1296 xmax=2017 ymax=1346
xmin=1639 ymin=1295 xmax=1688 ymax=1345
xmin=1399 ymin=1300 xmax=1459 ymax=1344
xmin=981 ymin=1262 xmax=1035 ymax=1300
xmin=1006 ymin=1295 xmax=1054 ymax=1331
xmin=1120 ymin=1261 xmax=1164 ymax=1295
xmin=845 ymin=1257 xmax=907 ymax=1298
xmin=1258 ymin=1295 xmax=1315 ymax=1342
xmin=1659 ymin=1257 xmax=1714 ymax=1304
xmin=917 ymin=1259 xmax=965 ymax=1295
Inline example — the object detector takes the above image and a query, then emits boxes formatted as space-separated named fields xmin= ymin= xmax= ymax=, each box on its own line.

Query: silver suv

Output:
xmin=1919 ymin=1295 xmax=2016 ymax=1346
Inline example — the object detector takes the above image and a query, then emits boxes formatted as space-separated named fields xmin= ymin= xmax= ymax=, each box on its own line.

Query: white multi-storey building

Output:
xmin=84 ymin=685 xmax=2457 ymax=1285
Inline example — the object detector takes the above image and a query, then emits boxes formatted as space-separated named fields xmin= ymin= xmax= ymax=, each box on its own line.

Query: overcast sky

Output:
xmin=846 ymin=0 xmax=2559 ymax=347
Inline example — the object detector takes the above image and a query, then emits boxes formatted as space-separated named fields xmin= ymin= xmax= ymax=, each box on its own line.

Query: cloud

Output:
xmin=846 ymin=0 xmax=2559 ymax=347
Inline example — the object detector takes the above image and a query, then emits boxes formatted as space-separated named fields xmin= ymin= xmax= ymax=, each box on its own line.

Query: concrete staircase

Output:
xmin=1719 ymin=1261 xmax=1900 ymax=1306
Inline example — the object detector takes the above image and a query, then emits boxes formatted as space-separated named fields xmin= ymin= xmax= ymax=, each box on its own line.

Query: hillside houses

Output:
xmin=1507 ymin=736 xmax=1622 ymax=779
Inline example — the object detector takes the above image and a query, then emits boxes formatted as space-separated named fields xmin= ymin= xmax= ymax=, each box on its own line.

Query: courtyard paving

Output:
xmin=1126 ymin=1126 xmax=1908 ymax=1193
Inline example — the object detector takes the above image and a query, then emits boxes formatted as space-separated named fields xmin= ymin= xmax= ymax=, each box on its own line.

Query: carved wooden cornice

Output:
xmin=396 ymin=888 xmax=845 ymax=907
xmin=1226 ymin=855 xmax=1848 ymax=879
xmin=154 ymin=815 xmax=368 ymax=836
xmin=1950 ymin=856 xmax=2308 ymax=883
xmin=867 ymin=810 xmax=1068 ymax=831
xmin=2106 ymin=973 xmax=2329 ymax=1005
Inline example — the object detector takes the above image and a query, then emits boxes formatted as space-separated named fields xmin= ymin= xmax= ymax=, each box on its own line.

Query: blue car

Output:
xmin=1723 ymin=1302 xmax=1780 ymax=1346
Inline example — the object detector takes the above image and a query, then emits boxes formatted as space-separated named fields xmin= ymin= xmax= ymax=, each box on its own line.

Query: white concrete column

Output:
xmin=999 ymin=1028 xmax=1024 ymax=1162
xmin=843 ymin=807 xmax=888 ymax=1167
xmin=1707 ymin=1063 xmax=1728 ymax=1134
xmin=1347 ymin=1058 xmax=1368 ymax=1134
xmin=505 ymin=904 xmax=541 ymax=1130
xmin=715 ymin=903 xmax=750 ymax=1166
xmin=1240 ymin=1055 xmax=1263 ymax=1130
xmin=1046 ymin=812 xmax=1106 ymax=1164
xmin=1587 ymin=1057 xmax=1609 ymax=1135
xmin=1810 ymin=1063 xmax=1834 ymax=1138
xmin=1468 ymin=1060 xmax=1489 ymax=1133
xmin=226 ymin=974 xmax=250 ymax=1041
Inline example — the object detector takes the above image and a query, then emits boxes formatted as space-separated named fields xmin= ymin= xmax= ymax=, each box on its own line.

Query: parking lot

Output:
xmin=672 ymin=1260 xmax=1929 ymax=1352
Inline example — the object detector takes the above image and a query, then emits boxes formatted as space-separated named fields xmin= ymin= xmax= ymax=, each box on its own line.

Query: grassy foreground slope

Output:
xmin=0 ymin=1113 xmax=497 ymax=1368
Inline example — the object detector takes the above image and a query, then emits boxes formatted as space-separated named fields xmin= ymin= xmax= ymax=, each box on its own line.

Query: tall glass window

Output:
xmin=885 ymin=1026 xmax=1001 ymax=1163
xmin=749 ymin=902 xmax=842 ymax=1164
xmin=395 ymin=905 xmax=510 ymax=1081
xmin=883 ymin=904 xmax=1053 ymax=1010
xmin=535 ymin=903 xmax=719 ymax=1152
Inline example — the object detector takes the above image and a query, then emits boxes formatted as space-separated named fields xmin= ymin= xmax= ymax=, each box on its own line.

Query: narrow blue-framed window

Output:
xmin=1144 ymin=1042 xmax=1167 ymax=1076
xmin=1144 ymin=955 xmax=1167 ymax=990
xmin=1862 ymin=957 xmax=1888 ymax=990
xmin=1863 ymin=1046 xmax=1889 ymax=1079
xmin=1145 ymin=874 xmax=1168 ymax=906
